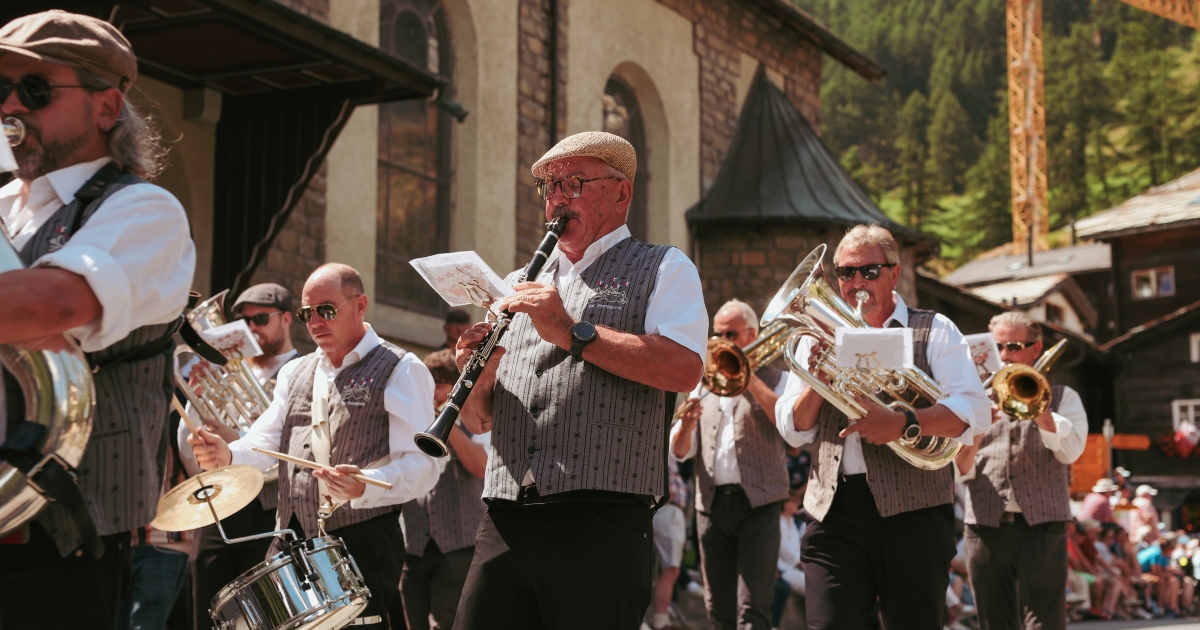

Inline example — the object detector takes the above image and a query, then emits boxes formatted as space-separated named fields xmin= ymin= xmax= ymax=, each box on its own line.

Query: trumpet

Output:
xmin=414 ymin=218 xmax=567 ymax=458
xmin=983 ymin=338 xmax=1068 ymax=420
xmin=765 ymin=244 xmax=960 ymax=470
xmin=671 ymin=320 xmax=791 ymax=421
xmin=3 ymin=117 xmax=24 ymax=147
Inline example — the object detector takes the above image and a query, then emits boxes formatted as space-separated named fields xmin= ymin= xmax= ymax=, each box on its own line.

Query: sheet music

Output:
xmin=964 ymin=332 xmax=1002 ymax=381
xmin=835 ymin=328 xmax=912 ymax=371
xmin=198 ymin=319 xmax=263 ymax=359
xmin=410 ymin=251 xmax=514 ymax=313
xmin=0 ymin=137 xmax=15 ymax=173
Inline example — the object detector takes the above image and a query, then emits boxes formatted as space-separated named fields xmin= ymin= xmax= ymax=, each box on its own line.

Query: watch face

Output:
xmin=573 ymin=321 xmax=597 ymax=341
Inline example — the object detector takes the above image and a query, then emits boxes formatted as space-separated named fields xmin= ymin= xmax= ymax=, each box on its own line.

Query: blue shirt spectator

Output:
xmin=1138 ymin=544 xmax=1169 ymax=573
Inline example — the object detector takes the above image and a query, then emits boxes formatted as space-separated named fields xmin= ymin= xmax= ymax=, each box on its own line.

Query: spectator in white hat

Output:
xmin=1129 ymin=485 xmax=1160 ymax=539
xmin=1079 ymin=478 xmax=1119 ymax=524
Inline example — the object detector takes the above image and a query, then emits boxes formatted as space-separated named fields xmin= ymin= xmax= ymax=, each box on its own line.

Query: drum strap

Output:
xmin=0 ymin=421 xmax=103 ymax=557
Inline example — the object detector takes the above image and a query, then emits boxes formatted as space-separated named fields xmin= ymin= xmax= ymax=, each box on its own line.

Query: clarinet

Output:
xmin=414 ymin=218 xmax=568 ymax=457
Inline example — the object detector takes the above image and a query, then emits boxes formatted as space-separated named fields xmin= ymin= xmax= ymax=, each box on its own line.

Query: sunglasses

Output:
xmin=1 ymin=76 xmax=93 ymax=111
xmin=715 ymin=330 xmax=741 ymax=341
xmin=239 ymin=311 xmax=284 ymax=327
xmin=834 ymin=263 xmax=896 ymax=282
xmin=295 ymin=296 xmax=359 ymax=323
xmin=535 ymin=176 xmax=619 ymax=200
xmin=996 ymin=341 xmax=1038 ymax=352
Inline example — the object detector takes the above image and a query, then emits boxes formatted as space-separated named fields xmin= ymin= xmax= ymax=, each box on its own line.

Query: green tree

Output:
xmin=925 ymin=88 xmax=977 ymax=194
xmin=896 ymin=91 xmax=932 ymax=226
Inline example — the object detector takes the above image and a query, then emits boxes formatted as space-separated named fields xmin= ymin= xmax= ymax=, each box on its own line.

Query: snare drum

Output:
xmin=210 ymin=536 xmax=370 ymax=630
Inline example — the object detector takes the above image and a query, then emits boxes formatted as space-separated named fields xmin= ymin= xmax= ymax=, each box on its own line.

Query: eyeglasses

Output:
xmin=996 ymin=341 xmax=1038 ymax=352
xmin=296 ymin=296 xmax=359 ymax=323
xmin=535 ymin=176 xmax=619 ymax=200
xmin=715 ymin=330 xmax=741 ymax=341
xmin=834 ymin=263 xmax=896 ymax=282
xmin=239 ymin=311 xmax=284 ymax=327
xmin=1 ymin=76 xmax=94 ymax=112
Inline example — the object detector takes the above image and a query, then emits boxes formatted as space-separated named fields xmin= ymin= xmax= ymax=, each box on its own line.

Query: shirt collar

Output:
xmin=882 ymin=292 xmax=908 ymax=328
xmin=0 ymin=157 xmax=113 ymax=206
xmin=548 ymin=223 xmax=631 ymax=276
xmin=317 ymin=324 xmax=381 ymax=372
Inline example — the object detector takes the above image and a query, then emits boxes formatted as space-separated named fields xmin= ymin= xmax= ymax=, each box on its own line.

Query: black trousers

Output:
xmin=192 ymin=501 xmax=277 ymax=628
xmin=0 ymin=523 xmax=132 ymax=630
xmin=965 ymin=517 xmax=1068 ymax=630
xmin=401 ymin=540 xmax=476 ymax=630
xmin=280 ymin=512 xmax=406 ymax=629
xmin=697 ymin=486 xmax=781 ymax=630
xmin=453 ymin=498 xmax=653 ymax=630
xmin=802 ymin=475 xmax=955 ymax=630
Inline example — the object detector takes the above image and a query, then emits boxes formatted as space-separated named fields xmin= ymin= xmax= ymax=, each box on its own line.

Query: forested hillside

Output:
xmin=794 ymin=0 xmax=1200 ymax=268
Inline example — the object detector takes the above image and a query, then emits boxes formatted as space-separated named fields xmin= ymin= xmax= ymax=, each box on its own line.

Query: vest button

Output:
xmin=530 ymin=406 xmax=540 ymax=414
xmin=527 ymin=445 xmax=538 ymax=455
xmin=535 ymin=370 xmax=544 ymax=377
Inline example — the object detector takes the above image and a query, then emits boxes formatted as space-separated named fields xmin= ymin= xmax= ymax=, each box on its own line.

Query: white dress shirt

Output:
xmin=778 ymin=515 xmax=806 ymax=594
xmin=955 ymin=386 xmax=1089 ymax=513
xmin=669 ymin=377 xmax=790 ymax=484
xmin=774 ymin=293 xmax=991 ymax=475
xmin=177 ymin=349 xmax=300 ymax=478
xmin=522 ymin=223 xmax=708 ymax=486
xmin=228 ymin=325 xmax=443 ymax=509
xmin=0 ymin=157 xmax=196 ymax=352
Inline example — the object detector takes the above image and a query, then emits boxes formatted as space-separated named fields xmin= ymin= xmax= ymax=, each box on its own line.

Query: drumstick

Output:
xmin=252 ymin=447 xmax=393 ymax=490
xmin=172 ymin=397 xmax=199 ymax=437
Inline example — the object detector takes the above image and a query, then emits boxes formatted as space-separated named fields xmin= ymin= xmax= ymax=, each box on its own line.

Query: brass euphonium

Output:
xmin=983 ymin=338 xmax=1068 ymax=420
xmin=763 ymin=244 xmax=961 ymax=471
xmin=671 ymin=320 xmax=792 ymax=421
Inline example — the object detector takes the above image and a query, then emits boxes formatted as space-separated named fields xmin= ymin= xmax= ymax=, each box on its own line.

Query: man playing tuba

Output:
xmin=954 ymin=312 xmax=1088 ymax=629
xmin=774 ymin=225 xmax=990 ymax=628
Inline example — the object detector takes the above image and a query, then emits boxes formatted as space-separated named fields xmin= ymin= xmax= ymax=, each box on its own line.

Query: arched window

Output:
xmin=603 ymin=77 xmax=648 ymax=241
xmin=377 ymin=0 xmax=451 ymax=315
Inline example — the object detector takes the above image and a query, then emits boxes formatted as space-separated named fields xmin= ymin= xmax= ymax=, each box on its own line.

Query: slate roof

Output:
xmin=942 ymin=242 xmax=1111 ymax=287
xmin=1076 ymin=168 xmax=1200 ymax=240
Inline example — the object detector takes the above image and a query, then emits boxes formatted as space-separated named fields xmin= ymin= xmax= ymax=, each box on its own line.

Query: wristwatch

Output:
xmin=902 ymin=409 xmax=921 ymax=441
xmin=570 ymin=321 xmax=597 ymax=359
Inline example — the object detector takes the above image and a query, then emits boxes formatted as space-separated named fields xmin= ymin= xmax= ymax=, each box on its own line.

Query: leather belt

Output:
xmin=714 ymin=484 xmax=744 ymax=495
xmin=495 ymin=486 xmax=653 ymax=507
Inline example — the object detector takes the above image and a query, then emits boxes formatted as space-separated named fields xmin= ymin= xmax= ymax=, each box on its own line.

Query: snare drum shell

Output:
xmin=210 ymin=536 xmax=370 ymax=630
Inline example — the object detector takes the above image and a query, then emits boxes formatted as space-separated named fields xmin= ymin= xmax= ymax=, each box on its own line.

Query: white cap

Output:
xmin=1136 ymin=484 xmax=1158 ymax=497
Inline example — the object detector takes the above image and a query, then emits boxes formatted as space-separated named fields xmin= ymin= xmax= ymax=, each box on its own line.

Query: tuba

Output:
xmin=763 ymin=245 xmax=960 ymax=470
xmin=0 ymin=118 xmax=96 ymax=535
xmin=174 ymin=291 xmax=278 ymax=480
xmin=984 ymin=338 xmax=1068 ymax=420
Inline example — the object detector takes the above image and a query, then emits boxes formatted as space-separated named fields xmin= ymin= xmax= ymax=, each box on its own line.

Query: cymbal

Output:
xmin=150 ymin=465 xmax=264 ymax=532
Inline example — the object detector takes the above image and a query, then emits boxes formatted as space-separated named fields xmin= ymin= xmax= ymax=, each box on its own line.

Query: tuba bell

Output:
xmin=985 ymin=338 xmax=1068 ymax=420
xmin=762 ymin=244 xmax=960 ymax=471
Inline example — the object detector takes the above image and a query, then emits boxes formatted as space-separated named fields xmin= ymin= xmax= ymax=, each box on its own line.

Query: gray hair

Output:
xmin=988 ymin=311 xmax=1043 ymax=342
xmin=76 ymin=68 xmax=168 ymax=180
xmin=718 ymin=299 xmax=758 ymax=327
xmin=834 ymin=224 xmax=900 ymax=265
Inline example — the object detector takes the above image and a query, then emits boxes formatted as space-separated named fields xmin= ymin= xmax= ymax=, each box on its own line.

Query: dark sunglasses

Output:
xmin=1 ymin=76 xmax=93 ymax=111
xmin=239 ymin=311 xmax=284 ymax=327
xmin=295 ymin=296 xmax=359 ymax=323
xmin=535 ymin=176 xmax=619 ymax=200
xmin=997 ymin=341 xmax=1038 ymax=352
xmin=834 ymin=263 xmax=896 ymax=282
xmin=715 ymin=330 xmax=741 ymax=341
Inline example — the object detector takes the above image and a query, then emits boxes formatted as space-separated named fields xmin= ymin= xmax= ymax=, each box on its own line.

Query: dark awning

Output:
xmin=686 ymin=68 xmax=929 ymax=247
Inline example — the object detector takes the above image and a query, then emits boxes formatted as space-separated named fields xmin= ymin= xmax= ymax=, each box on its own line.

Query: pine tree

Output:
xmin=925 ymin=88 xmax=977 ymax=194
xmin=896 ymin=91 xmax=932 ymax=226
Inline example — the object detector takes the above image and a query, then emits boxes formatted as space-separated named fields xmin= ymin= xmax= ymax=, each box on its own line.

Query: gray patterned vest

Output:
xmin=965 ymin=384 xmax=1071 ymax=527
xmin=277 ymin=342 xmax=405 ymax=536
xmin=695 ymin=366 xmax=788 ymax=512
xmin=401 ymin=436 xmax=486 ymax=555
xmin=16 ymin=165 xmax=180 ymax=553
xmin=486 ymin=237 xmax=673 ymax=499
xmin=804 ymin=309 xmax=952 ymax=522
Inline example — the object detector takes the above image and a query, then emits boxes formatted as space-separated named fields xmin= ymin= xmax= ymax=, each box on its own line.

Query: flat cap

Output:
xmin=532 ymin=131 xmax=637 ymax=182
xmin=232 ymin=283 xmax=293 ymax=317
xmin=0 ymin=10 xmax=137 ymax=92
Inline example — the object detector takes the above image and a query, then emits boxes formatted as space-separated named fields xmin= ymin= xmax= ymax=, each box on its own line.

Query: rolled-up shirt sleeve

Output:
xmin=228 ymin=360 xmax=298 ymax=471
xmin=351 ymin=354 xmax=443 ymax=509
xmin=1037 ymin=386 xmax=1088 ymax=464
xmin=644 ymin=249 xmax=709 ymax=362
xmin=34 ymin=184 xmax=195 ymax=353
xmin=775 ymin=336 xmax=819 ymax=448
xmin=926 ymin=315 xmax=991 ymax=445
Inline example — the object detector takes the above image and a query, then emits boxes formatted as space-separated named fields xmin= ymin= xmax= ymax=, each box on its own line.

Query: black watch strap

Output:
xmin=570 ymin=336 xmax=588 ymax=359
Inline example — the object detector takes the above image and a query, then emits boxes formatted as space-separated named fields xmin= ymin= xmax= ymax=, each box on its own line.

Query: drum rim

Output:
xmin=210 ymin=536 xmax=355 ymax=610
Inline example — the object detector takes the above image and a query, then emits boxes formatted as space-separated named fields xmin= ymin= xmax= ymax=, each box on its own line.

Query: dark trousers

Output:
xmin=117 ymin=545 xmax=190 ymax=630
xmin=697 ymin=486 xmax=781 ymax=630
xmin=0 ymin=523 xmax=133 ymax=629
xmin=192 ymin=501 xmax=277 ymax=628
xmin=453 ymin=499 xmax=653 ymax=630
xmin=965 ymin=517 xmax=1068 ymax=630
xmin=281 ymin=512 xmax=406 ymax=628
xmin=401 ymin=540 xmax=475 ymax=629
xmin=802 ymin=475 xmax=955 ymax=630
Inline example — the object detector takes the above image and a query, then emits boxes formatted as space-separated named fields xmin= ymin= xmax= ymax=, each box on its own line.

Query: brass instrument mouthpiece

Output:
xmin=3 ymin=117 xmax=25 ymax=147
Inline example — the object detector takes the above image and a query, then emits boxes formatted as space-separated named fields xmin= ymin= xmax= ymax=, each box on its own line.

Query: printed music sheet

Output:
xmin=0 ymin=138 xmax=15 ymax=173
xmin=835 ymin=328 xmax=912 ymax=371
xmin=410 ymin=251 xmax=515 ymax=313
xmin=963 ymin=332 xmax=1002 ymax=381
xmin=198 ymin=319 xmax=263 ymax=359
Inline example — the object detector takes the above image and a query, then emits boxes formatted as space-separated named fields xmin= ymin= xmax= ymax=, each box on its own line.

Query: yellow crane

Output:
xmin=1006 ymin=0 xmax=1197 ymax=257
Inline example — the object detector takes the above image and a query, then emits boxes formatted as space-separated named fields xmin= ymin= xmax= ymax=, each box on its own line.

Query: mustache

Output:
xmin=550 ymin=208 xmax=578 ymax=221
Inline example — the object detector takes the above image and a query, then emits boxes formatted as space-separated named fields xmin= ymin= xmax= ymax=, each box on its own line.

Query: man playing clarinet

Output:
xmin=452 ymin=131 xmax=708 ymax=629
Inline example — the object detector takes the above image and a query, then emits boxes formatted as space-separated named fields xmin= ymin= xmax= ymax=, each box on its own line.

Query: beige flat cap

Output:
xmin=532 ymin=131 xmax=637 ymax=182
xmin=0 ymin=10 xmax=137 ymax=92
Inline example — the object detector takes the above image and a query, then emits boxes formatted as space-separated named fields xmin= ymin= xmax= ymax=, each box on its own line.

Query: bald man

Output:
xmin=189 ymin=263 xmax=441 ymax=628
